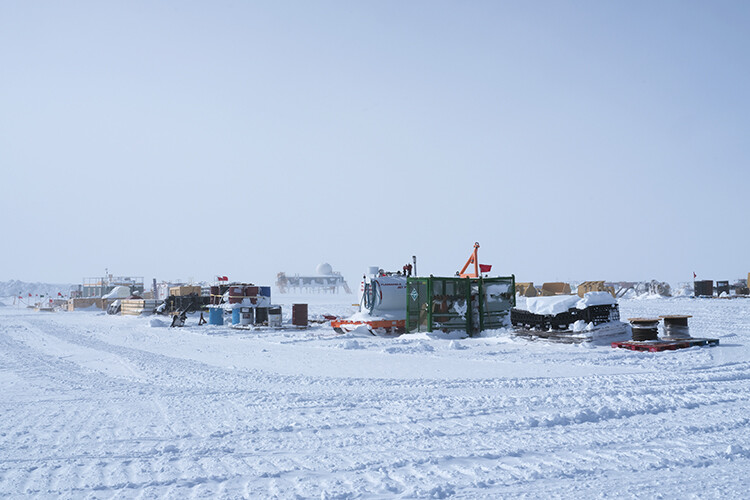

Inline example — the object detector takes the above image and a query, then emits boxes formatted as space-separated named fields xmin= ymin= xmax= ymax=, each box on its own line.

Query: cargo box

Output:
xmin=541 ymin=282 xmax=571 ymax=296
xmin=169 ymin=286 xmax=202 ymax=297
xmin=515 ymin=282 xmax=538 ymax=297
xmin=121 ymin=299 xmax=159 ymax=315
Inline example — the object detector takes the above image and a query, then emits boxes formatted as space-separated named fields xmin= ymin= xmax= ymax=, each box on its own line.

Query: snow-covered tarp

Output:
xmin=102 ymin=286 xmax=131 ymax=299
xmin=575 ymin=291 xmax=616 ymax=308
xmin=522 ymin=291 xmax=616 ymax=315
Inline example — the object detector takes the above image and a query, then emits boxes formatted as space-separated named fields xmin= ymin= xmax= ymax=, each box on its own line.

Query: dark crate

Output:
xmin=579 ymin=304 xmax=619 ymax=325
xmin=511 ymin=308 xmax=547 ymax=329
xmin=255 ymin=307 xmax=269 ymax=324
xmin=169 ymin=294 xmax=210 ymax=313
xmin=694 ymin=280 xmax=713 ymax=297
xmin=548 ymin=309 xmax=578 ymax=330
xmin=512 ymin=308 xmax=580 ymax=330
xmin=513 ymin=303 xmax=620 ymax=332
xmin=292 ymin=303 xmax=308 ymax=327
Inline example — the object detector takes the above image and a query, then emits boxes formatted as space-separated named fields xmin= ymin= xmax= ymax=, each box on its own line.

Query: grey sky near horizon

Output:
xmin=2 ymin=1 xmax=749 ymax=289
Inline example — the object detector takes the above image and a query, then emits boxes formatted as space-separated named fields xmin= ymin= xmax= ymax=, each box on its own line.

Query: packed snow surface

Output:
xmin=1 ymin=293 xmax=749 ymax=498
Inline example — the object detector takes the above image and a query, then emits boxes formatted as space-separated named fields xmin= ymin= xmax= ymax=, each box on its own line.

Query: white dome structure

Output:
xmin=316 ymin=263 xmax=333 ymax=276
xmin=276 ymin=263 xmax=351 ymax=294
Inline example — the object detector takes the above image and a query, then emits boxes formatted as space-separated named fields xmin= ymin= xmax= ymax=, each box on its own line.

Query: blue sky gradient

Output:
xmin=2 ymin=1 xmax=749 ymax=286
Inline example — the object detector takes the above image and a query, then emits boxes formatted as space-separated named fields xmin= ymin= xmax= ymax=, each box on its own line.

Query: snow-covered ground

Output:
xmin=1 ymin=293 xmax=749 ymax=498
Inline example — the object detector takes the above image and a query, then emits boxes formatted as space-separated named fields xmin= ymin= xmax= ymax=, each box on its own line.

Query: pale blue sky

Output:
xmin=2 ymin=1 xmax=749 ymax=287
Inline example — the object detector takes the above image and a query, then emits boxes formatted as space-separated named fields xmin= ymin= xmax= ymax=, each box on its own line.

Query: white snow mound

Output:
xmin=103 ymin=286 xmax=131 ymax=299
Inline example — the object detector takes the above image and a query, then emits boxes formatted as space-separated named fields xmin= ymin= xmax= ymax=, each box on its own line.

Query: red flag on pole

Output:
xmin=479 ymin=264 xmax=492 ymax=273
xmin=693 ymin=272 xmax=697 ymax=279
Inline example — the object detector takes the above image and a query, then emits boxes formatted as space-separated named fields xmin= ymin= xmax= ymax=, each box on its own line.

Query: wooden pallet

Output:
xmin=611 ymin=338 xmax=719 ymax=352
xmin=513 ymin=322 xmax=629 ymax=344
xmin=513 ymin=328 xmax=590 ymax=344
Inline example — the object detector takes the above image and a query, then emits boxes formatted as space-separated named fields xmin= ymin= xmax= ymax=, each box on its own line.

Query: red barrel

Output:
xmin=210 ymin=286 xmax=220 ymax=305
xmin=229 ymin=286 xmax=244 ymax=304
xmin=292 ymin=303 xmax=308 ymax=327
xmin=244 ymin=286 xmax=259 ymax=297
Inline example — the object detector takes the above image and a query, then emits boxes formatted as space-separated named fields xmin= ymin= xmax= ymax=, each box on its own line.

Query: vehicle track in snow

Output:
xmin=1 ymin=299 xmax=749 ymax=498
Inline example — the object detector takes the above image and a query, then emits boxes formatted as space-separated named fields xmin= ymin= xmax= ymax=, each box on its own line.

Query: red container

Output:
xmin=292 ymin=303 xmax=308 ymax=327
xmin=229 ymin=286 xmax=244 ymax=304
xmin=210 ymin=286 xmax=221 ymax=305
xmin=244 ymin=286 xmax=259 ymax=297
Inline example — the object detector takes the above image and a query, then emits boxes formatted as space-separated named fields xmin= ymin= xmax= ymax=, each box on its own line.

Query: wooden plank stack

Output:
xmin=121 ymin=299 xmax=159 ymax=315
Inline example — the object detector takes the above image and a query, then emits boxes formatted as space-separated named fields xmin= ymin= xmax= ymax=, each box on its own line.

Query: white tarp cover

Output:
xmin=575 ymin=291 xmax=616 ymax=309
xmin=102 ymin=286 xmax=131 ymax=299
xmin=524 ymin=295 xmax=580 ymax=315
xmin=522 ymin=292 xmax=616 ymax=315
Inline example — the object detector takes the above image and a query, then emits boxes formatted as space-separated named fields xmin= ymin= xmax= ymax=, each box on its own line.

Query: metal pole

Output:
xmin=412 ymin=255 xmax=417 ymax=277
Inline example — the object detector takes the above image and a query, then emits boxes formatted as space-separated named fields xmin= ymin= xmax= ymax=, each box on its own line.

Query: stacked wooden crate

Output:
xmin=515 ymin=282 xmax=538 ymax=297
xmin=541 ymin=282 xmax=572 ymax=296
xmin=576 ymin=281 xmax=616 ymax=298
xmin=67 ymin=298 xmax=105 ymax=311
xmin=121 ymin=299 xmax=159 ymax=315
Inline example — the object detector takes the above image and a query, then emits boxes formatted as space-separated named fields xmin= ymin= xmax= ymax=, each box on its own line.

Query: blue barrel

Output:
xmin=208 ymin=307 xmax=223 ymax=325
xmin=231 ymin=307 xmax=240 ymax=324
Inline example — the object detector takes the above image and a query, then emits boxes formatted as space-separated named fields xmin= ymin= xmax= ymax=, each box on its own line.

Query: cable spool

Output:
xmin=628 ymin=318 xmax=660 ymax=341
xmin=660 ymin=315 xmax=692 ymax=339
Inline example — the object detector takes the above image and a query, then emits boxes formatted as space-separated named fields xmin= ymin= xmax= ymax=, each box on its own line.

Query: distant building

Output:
xmin=276 ymin=263 xmax=351 ymax=294
xmin=76 ymin=274 xmax=145 ymax=298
